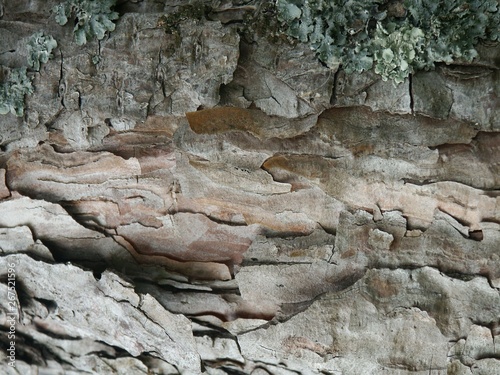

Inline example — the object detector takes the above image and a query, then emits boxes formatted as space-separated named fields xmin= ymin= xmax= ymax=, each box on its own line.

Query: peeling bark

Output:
xmin=0 ymin=1 xmax=499 ymax=374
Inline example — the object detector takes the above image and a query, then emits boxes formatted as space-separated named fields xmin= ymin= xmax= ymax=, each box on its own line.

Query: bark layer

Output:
xmin=0 ymin=1 xmax=499 ymax=374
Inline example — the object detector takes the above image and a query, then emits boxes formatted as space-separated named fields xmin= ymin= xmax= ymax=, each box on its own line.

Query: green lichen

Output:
xmin=27 ymin=32 xmax=58 ymax=72
xmin=372 ymin=22 xmax=425 ymax=84
xmin=1 ymin=32 xmax=57 ymax=117
xmin=276 ymin=0 xmax=500 ymax=84
xmin=0 ymin=68 xmax=34 ymax=117
xmin=53 ymin=0 xmax=119 ymax=45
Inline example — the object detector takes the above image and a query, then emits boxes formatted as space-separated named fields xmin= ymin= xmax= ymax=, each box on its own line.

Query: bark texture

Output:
xmin=0 ymin=1 xmax=499 ymax=374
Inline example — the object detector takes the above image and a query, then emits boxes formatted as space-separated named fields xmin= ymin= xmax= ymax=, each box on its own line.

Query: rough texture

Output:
xmin=0 ymin=1 xmax=499 ymax=374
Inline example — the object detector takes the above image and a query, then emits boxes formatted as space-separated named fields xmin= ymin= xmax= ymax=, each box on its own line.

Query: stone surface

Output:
xmin=0 ymin=1 xmax=499 ymax=374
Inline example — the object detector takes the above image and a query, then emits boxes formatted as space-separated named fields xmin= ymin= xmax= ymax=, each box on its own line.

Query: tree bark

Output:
xmin=0 ymin=1 xmax=499 ymax=374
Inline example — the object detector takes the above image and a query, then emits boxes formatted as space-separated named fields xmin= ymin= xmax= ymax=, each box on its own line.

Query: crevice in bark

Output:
xmin=330 ymin=68 xmax=340 ymax=105
xmin=409 ymin=72 xmax=414 ymax=115
xmin=192 ymin=319 xmax=240 ymax=341
xmin=91 ymin=340 xmax=140 ymax=360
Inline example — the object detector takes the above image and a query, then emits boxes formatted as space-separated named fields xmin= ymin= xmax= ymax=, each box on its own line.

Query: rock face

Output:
xmin=0 ymin=1 xmax=499 ymax=374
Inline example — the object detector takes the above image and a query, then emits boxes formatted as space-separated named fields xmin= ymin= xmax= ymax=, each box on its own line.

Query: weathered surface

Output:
xmin=0 ymin=254 xmax=200 ymax=374
xmin=0 ymin=1 xmax=499 ymax=374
